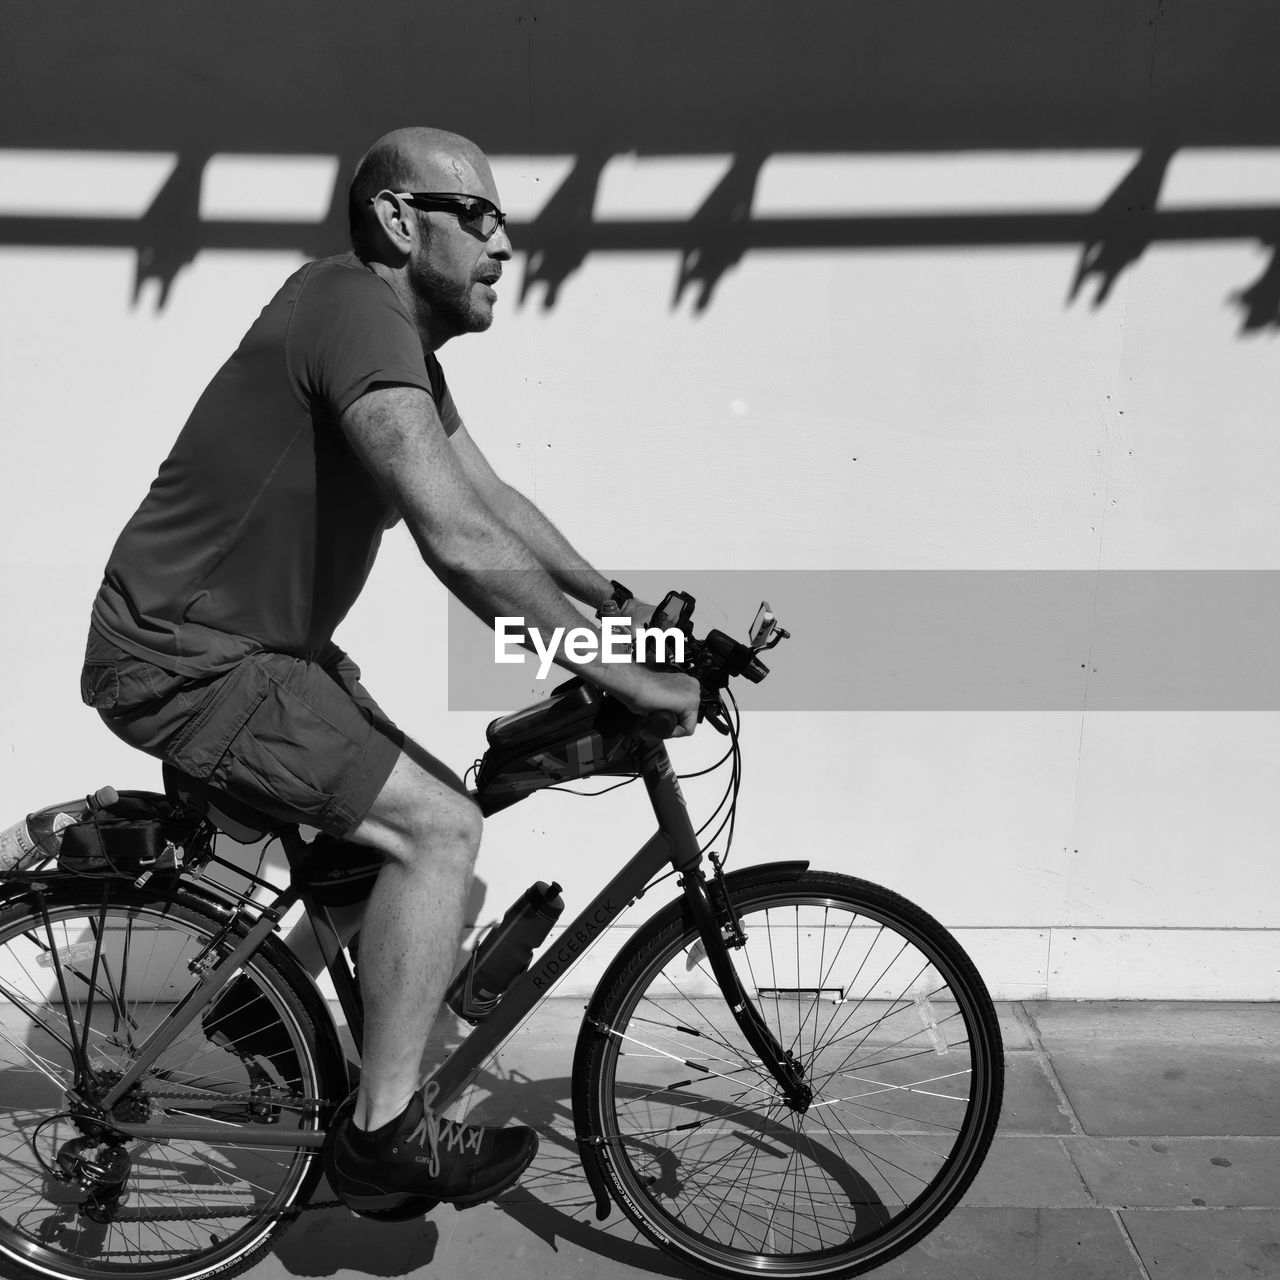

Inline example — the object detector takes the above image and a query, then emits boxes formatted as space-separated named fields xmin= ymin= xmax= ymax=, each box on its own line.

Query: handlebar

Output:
xmin=628 ymin=590 xmax=790 ymax=740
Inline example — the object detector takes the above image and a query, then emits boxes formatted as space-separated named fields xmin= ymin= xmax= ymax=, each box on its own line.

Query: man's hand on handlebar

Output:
xmin=616 ymin=666 xmax=701 ymax=738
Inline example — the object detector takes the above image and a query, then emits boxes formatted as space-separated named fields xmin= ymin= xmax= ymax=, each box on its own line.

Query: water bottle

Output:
xmin=0 ymin=788 xmax=119 ymax=874
xmin=446 ymin=881 xmax=564 ymax=1024
xmin=1 ymin=809 xmax=79 ymax=874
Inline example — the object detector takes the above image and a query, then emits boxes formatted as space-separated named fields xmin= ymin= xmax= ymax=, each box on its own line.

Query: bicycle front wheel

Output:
xmin=579 ymin=869 xmax=1003 ymax=1279
xmin=0 ymin=882 xmax=344 ymax=1280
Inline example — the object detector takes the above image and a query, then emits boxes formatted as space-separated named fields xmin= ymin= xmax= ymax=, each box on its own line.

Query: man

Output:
xmin=81 ymin=126 xmax=700 ymax=1215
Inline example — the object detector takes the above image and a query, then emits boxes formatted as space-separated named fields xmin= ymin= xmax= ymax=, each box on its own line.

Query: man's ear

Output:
xmin=370 ymin=190 xmax=415 ymax=253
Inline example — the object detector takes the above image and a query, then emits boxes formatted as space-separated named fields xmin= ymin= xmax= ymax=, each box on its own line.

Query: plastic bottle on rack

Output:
xmin=1 ymin=808 xmax=79 ymax=874
xmin=445 ymin=881 xmax=565 ymax=1024
xmin=0 ymin=788 xmax=119 ymax=875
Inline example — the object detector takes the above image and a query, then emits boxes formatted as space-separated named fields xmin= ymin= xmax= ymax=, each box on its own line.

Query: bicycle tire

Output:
xmin=0 ymin=881 xmax=346 ymax=1280
xmin=577 ymin=868 xmax=1003 ymax=1279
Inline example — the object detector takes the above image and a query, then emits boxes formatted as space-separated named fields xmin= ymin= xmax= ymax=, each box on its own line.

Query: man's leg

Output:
xmin=322 ymin=744 xmax=537 ymax=1210
xmin=277 ymin=902 xmax=365 ymax=979
xmin=342 ymin=747 xmax=481 ymax=1129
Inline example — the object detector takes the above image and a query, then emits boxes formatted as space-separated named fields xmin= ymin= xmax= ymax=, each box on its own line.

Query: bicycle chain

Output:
xmin=139 ymin=1083 xmax=341 ymax=1108
xmin=108 ymin=1198 xmax=345 ymax=1224
xmin=83 ymin=1087 xmax=347 ymax=1222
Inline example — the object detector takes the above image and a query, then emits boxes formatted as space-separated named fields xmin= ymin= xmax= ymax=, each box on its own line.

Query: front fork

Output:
xmin=572 ymin=851 xmax=813 ymax=1223
xmin=640 ymin=744 xmax=812 ymax=1111
xmin=679 ymin=862 xmax=813 ymax=1112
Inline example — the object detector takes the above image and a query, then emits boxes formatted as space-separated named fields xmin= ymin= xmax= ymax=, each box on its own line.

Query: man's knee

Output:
xmin=402 ymin=791 xmax=483 ymax=866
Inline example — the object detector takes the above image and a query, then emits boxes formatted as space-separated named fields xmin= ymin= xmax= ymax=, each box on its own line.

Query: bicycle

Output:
xmin=0 ymin=592 xmax=1003 ymax=1280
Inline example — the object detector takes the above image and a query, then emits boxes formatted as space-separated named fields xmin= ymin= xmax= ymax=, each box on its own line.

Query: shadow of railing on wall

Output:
xmin=4 ymin=145 xmax=1280 ymax=328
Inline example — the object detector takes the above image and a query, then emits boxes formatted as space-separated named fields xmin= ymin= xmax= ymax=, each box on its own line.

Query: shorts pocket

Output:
xmin=80 ymin=662 xmax=119 ymax=711
xmin=210 ymin=672 xmax=366 ymax=830
xmin=167 ymin=661 xmax=271 ymax=780
xmin=218 ymin=728 xmax=334 ymax=821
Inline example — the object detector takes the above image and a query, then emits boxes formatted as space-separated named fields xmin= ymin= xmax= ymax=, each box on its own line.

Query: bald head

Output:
xmin=348 ymin=127 xmax=494 ymax=258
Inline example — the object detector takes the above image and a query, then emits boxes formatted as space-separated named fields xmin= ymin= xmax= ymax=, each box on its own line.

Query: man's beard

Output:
xmin=410 ymin=258 xmax=493 ymax=336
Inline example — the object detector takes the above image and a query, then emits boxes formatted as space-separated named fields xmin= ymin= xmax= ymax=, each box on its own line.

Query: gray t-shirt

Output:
xmin=92 ymin=254 xmax=461 ymax=676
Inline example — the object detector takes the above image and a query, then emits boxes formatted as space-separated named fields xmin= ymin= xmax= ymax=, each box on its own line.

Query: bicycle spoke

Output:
xmin=833 ymin=1066 xmax=973 ymax=1105
xmin=651 ymin=964 xmax=756 ymax=1061
xmin=626 ymin=999 xmax=759 ymax=1072
xmin=814 ymin=1105 xmax=914 ymax=1212
xmin=811 ymin=949 xmax=924 ymax=1066
xmin=607 ymin=1024 xmax=778 ymax=1101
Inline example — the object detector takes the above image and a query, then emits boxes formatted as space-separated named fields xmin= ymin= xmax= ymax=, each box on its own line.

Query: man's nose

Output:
xmin=488 ymin=223 xmax=514 ymax=260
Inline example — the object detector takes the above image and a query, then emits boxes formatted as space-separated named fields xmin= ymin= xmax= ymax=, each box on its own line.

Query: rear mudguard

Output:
xmin=569 ymin=859 xmax=809 ymax=1221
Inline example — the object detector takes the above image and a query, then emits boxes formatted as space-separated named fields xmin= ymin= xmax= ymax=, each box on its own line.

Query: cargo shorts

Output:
xmin=80 ymin=628 xmax=405 ymax=838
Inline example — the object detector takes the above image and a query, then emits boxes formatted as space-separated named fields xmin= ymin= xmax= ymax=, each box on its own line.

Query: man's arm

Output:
xmin=448 ymin=425 xmax=628 ymax=615
xmin=339 ymin=387 xmax=694 ymax=728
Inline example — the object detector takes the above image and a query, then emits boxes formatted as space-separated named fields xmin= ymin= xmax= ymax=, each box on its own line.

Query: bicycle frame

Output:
xmin=82 ymin=737 xmax=803 ymax=1151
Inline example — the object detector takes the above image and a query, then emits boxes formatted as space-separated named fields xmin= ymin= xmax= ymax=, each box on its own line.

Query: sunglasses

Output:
xmin=383 ymin=191 xmax=507 ymax=241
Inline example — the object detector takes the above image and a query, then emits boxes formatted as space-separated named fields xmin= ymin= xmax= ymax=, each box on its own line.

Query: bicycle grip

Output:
xmin=635 ymin=710 xmax=679 ymax=743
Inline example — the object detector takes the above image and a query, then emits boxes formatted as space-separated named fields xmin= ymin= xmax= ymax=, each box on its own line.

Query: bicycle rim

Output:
xmin=0 ymin=889 xmax=325 ymax=1280
xmin=586 ymin=872 xmax=1003 ymax=1279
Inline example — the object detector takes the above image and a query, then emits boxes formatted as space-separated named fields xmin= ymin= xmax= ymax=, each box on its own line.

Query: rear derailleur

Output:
xmin=53 ymin=1135 xmax=131 ymax=1224
xmin=48 ymin=1069 xmax=145 ymax=1222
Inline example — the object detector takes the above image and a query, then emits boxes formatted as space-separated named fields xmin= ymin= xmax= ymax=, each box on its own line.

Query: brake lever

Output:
xmin=701 ymin=701 xmax=731 ymax=736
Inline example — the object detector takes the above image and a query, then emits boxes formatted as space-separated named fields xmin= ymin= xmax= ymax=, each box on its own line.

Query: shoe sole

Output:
xmin=332 ymin=1135 xmax=540 ymax=1216
xmin=348 ymin=1192 xmax=440 ymax=1220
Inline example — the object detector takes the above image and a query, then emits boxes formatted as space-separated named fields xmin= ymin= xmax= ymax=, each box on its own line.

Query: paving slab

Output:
xmin=1000 ymin=1046 xmax=1077 ymax=1135
xmin=995 ymin=1003 xmax=1034 ymax=1051
xmin=865 ymin=1208 xmax=1142 ymax=1279
xmin=1121 ymin=1207 xmax=1280 ymax=1280
xmin=1069 ymin=1137 xmax=1280 ymax=1208
xmin=1024 ymin=1001 xmax=1280 ymax=1136
xmin=961 ymin=1137 xmax=1094 ymax=1208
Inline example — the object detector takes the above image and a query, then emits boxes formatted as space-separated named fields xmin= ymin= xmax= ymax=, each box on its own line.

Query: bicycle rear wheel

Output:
xmin=0 ymin=882 xmax=344 ymax=1280
xmin=579 ymin=869 xmax=1003 ymax=1279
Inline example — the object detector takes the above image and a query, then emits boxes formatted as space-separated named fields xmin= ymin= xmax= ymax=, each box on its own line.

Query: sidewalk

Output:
xmin=248 ymin=1001 xmax=1280 ymax=1280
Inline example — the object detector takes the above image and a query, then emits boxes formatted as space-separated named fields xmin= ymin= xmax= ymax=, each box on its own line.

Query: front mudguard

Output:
xmin=569 ymin=859 xmax=809 ymax=1221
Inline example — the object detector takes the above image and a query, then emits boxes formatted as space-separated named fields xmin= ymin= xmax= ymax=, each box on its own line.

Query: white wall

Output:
xmin=2 ymin=3 xmax=1278 ymax=999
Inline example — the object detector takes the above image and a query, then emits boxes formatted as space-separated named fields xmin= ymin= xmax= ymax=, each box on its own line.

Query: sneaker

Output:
xmin=202 ymin=975 xmax=301 ymax=1086
xmin=324 ymin=1083 xmax=538 ymax=1214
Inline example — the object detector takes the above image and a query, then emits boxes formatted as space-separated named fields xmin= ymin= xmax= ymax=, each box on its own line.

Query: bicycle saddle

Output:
xmin=162 ymin=764 xmax=281 ymax=844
